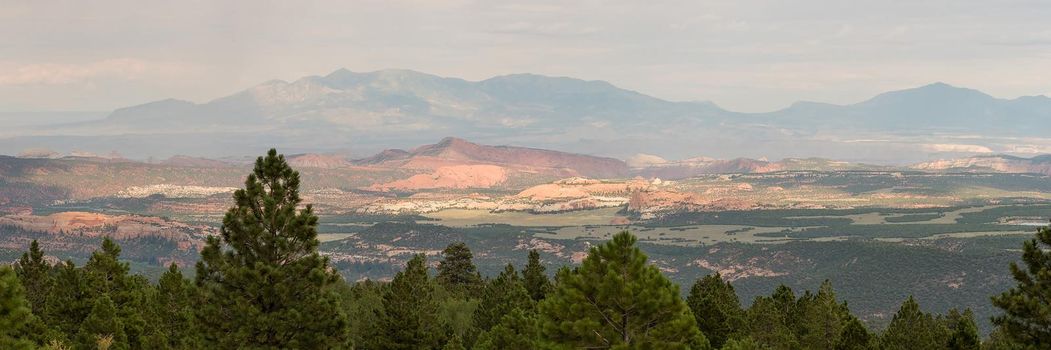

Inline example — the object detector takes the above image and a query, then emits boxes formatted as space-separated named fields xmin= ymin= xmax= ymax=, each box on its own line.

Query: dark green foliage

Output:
xmin=687 ymin=273 xmax=745 ymax=348
xmin=15 ymin=240 xmax=53 ymax=316
xmin=151 ymin=263 xmax=199 ymax=349
xmin=0 ymin=266 xmax=35 ymax=350
xmin=340 ymin=280 xmax=386 ymax=349
xmin=837 ymin=318 xmax=875 ymax=350
xmin=719 ymin=337 xmax=762 ymax=350
xmin=797 ymin=280 xmax=853 ymax=350
xmin=522 ymin=249 xmax=552 ymax=302
xmin=442 ymin=335 xmax=466 ymax=350
xmin=377 ymin=254 xmax=443 ymax=349
xmin=194 ymin=149 xmax=348 ymax=349
xmin=474 ymin=308 xmax=540 ymax=350
xmin=946 ymin=309 xmax=980 ymax=350
xmin=474 ymin=264 xmax=534 ymax=331
xmin=982 ymin=327 xmax=1022 ymax=350
xmin=991 ymin=225 xmax=1051 ymax=347
xmin=538 ymin=231 xmax=710 ymax=349
xmin=744 ymin=296 xmax=797 ymax=349
xmin=46 ymin=261 xmax=92 ymax=339
xmin=879 ymin=296 xmax=950 ymax=350
xmin=76 ymin=295 xmax=127 ymax=350
xmin=437 ymin=292 xmax=479 ymax=345
xmin=436 ymin=242 xmax=483 ymax=298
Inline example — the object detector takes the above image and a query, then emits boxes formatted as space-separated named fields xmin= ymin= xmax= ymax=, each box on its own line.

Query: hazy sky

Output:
xmin=2 ymin=0 xmax=1050 ymax=112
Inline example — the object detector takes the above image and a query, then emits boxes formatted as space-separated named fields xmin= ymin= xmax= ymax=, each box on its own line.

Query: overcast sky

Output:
xmin=2 ymin=0 xmax=1050 ymax=112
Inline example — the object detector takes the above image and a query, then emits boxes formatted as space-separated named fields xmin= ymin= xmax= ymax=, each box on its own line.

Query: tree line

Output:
xmin=1 ymin=149 xmax=1049 ymax=349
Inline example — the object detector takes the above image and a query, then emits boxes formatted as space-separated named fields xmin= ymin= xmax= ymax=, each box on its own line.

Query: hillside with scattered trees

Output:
xmin=2 ymin=150 xmax=1048 ymax=349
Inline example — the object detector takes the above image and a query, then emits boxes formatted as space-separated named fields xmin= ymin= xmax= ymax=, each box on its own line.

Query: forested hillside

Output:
xmin=2 ymin=150 xmax=1048 ymax=349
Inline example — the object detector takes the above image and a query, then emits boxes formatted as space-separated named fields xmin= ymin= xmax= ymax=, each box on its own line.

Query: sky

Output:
xmin=2 ymin=0 xmax=1050 ymax=113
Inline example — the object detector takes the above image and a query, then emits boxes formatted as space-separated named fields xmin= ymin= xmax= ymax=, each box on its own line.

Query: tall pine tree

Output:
xmin=797 ymin=280 xmax=850 ymax=350
xmin=522 ymin=249 xmax=552 ymax=302
xmin=15 ymin=240 xmax=53 ymax=317
xmin=150 ymin=263 xmax=200 ymax=349
xmin=436 ymin=242 xmax=483 ymax=298
xmin=76 ymin=295 xmax=127 ymax=350
xmin=195 ymin=149 xmax=348 ymax=349
xmin=538 ymin=231 xmax=710 ymax=349
xmin=991 ymin=224 xmax=1051 ymax=346
xmin=879 ymin=296 xmax=949 ymax=350
xmin=376 ymin=254 xmax=443 ymax=349
xmin=0 ymin=266 xmax=34 ymax=350
xmin=745 ymin=296 xmax=798 ymax=349
xmin=45 ymin=261 xmax=92 ymax=340
xmin=686 ymin=272 xmax=745 ymax=348
xmin=945 ymin=308 xmax=980 ymax=350
xmin=474 ymin=264 xmax=534 ymax=331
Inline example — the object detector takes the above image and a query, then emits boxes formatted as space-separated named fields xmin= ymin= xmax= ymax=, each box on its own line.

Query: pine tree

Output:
xmin=0 ymin=266 xmax=35 ymax=350
xmin=879 ymin=296 xmax=949 ymax=350
xmin=836 ymin=318 xmax=874 ymax=350
xmin=474 ymin=308 xmax=539 ymax=350
xmin=194 ymin=149 xmax=348 ymax=349
xmin=538 ymin=231 xmax=710 ymax=349
xmin=76 ymin=295 xmax=127 ymax=350
xmin=474 ymin=264 xmax=534 ymax=331
xmin=436 ymin=242 xmax=483 ymax=298
xmin=46 ymin=261 xmax=92 ymax=339
xmin=522 ymin=249 xmax=552 ymax=302
xmin=437 ymin=293 xmax=479 ymax=345
xmin=686 ymin=273 xmax=745 ymax=348
xmin=991 ymin=225 xmax=1051 ymax=346
xmin=745 ymin=296 xmax=797 ymax=350
xmin=720 ymin=337 xmax=762 ymax=350
xmin=82 ymin=239 xmax=150 ymax=348
xmin=83 ymin=238 xmax=130 ymax=298
xmin=151 ymin=264 xmax=199 ymax=349
xmin=798 ymin=280 xmax=849 ymax=350
xmin=442 ymin=335 xmax=466 ymax=350
xmin=15 ymin=240 xmax=53 ymax=316
xmin=340 ymin=280 xmax=386 ymax=349
xmin=377 ymin=254 xmax=442 ymax=349
xmin=946 ymin=309 xmax=980 ymax=350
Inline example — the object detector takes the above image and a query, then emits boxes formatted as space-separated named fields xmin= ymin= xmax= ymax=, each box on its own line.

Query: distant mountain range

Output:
xmin=3 ymin=69 xmax=1050 ymax=162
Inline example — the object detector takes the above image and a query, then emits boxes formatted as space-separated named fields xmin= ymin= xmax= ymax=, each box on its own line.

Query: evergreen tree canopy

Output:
xmin=880 ymin=296 xmax=949 ymax=350
xmin=76 ymin=295 xmax=127 ymax=350
xmin=436 ymin=242 xmax=483 ymax=297
xmin=538 ymin=231 xmax=710 ymax=349
xmin=475 ymin=264 xmax=534 ymax=331
xmin=992 ymin=225 xmax=1051 ymax=347
xmin=798 ymin=280 xmax=851 ymax=350
xmin=15 ymin=240 xmax=53 ymax=316
xmin=83 ymin=238 xmax=130 ymax=298
xmin=378 ymin=254 xmax=443 ymax=350
xmin=720 ymin=337 xmax=762 ymax=350
xmin=744 ymin=296 xmax=797 ymax=350
xmin=194 ymin=148 xmax=348 ymax=349
xmin=522 ymin=249 xmax=552 ymax=302
xmin=946 ymin=308 xmax=980 ymax=350
xmin=151 ymin=263 xmax=199 ymax=349
xmin=0 ymin=266 xmax=35 ymax=350
xmin=46 ymin=260 xmax=92 ymax=338
xmin=837 ymin=317 xmax=874 ymax=350
xmin=475 ymin=308 xmax=540 ymax=350
xmin=686 ymin=272 xmax=745 ymax=348
xmin=443 ymin=334 xmax=466 ymax=350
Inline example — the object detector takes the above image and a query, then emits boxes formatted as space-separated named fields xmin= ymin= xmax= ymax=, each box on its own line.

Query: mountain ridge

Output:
xmin=5 ymin=68 xmax=1050 ymax=162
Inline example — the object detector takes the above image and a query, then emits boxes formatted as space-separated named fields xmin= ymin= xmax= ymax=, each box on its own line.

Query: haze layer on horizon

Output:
xmin=3 ymin=0 xmax=1050 ymax=113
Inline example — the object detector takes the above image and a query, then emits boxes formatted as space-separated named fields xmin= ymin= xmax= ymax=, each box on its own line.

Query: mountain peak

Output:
xmin=863 ymin=82 xmax=993 ymax=106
